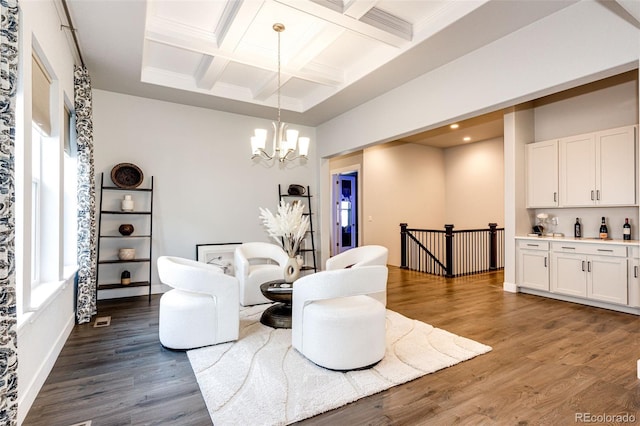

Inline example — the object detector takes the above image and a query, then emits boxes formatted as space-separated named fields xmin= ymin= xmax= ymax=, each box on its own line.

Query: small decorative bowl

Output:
xmin=118 ymin=248 xmax=135 ymax=261
xmin=118 ymin=224 xmax=134 ymax=236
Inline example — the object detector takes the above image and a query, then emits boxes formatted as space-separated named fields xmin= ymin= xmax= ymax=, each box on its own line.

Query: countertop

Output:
xmin=515 ymin=235 xmax=640 ymax=246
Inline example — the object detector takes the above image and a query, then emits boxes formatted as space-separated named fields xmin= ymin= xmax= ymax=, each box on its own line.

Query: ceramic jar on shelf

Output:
xmin=118 ymin=248 xmax=135 ymax=260
xmin=121 ymin=195 xmax=134 ymax=211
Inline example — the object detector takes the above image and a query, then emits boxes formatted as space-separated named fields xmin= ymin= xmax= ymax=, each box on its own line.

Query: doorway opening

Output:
xmin=332 ymin=171 xmax=358 ymax=255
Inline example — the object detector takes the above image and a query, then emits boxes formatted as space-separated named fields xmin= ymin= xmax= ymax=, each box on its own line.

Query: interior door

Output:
xmin=333 ymin=173 xmax=357 ymax=254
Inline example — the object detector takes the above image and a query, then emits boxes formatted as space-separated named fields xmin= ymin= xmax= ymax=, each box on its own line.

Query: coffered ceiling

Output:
xmin=66 ymin=0 xmax=587 ymax=133
xmin=140 ymin=0 xmax=463 ymax=114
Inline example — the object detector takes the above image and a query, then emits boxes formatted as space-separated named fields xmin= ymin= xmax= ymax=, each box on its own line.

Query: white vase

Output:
xmin=121 ymin=195 xmax=134 ymax=211
xmin=284 ymin=256 xmax=301 ymax=283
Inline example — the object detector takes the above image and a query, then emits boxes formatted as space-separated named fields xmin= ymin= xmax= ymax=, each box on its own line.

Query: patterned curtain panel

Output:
xmin=0 ymin=1 xmax=19 ymax=424
xmin=74 ymin=66 xmax=97 ymax=324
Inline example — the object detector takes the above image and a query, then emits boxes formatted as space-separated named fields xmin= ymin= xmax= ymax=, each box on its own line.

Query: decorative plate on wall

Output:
xmin=111 ymin=163 xmax=144 ymax=189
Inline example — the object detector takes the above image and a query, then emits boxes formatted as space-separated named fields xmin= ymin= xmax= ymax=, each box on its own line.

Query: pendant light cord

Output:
xmin=276 ymin=24 xmax=282 ymax=127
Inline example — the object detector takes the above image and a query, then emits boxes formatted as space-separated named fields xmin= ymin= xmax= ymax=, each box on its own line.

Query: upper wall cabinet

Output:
xmin=526 ymin=140 xmax=559 ymax=208
xmin=559 ymin=125 xmax=637 ymax=207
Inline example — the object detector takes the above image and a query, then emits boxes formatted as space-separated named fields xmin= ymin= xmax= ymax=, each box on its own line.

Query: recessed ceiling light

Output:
xmin=450 ymin=124 xmax=459 ymax=129
xmin=463 ymin=136 xmax=471 ymax=142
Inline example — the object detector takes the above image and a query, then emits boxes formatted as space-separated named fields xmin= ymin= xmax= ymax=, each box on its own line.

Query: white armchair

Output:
xmin=234 ymin=242 xmax=289 ymax=306
xmin=292 ymin=265 xmax=388 ymax=370
xmin=325 ymin=245 xmax=388 ymax=270
xmin=157 ymin=256 xmax=239 ymax=350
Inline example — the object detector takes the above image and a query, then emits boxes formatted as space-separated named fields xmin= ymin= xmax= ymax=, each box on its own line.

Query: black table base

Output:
xmin=260 ymin=303 xmax=292 ymax=329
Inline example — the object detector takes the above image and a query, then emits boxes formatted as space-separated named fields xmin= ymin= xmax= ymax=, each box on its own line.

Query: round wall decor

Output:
xmin=111 ymin=163 xmax=144 ymax=189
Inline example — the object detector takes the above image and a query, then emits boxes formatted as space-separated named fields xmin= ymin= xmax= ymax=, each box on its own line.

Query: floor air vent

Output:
xmin=93 ymin=316 xmax=111 ymax=328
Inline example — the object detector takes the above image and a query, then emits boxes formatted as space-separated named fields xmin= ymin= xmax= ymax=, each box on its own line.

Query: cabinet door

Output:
xmin=526 ymin=140 xmax=558 ymax=207
xmin=629 ymin=258 xmax=640 ymax=308
xmin=559 ymin=133 xmax=596 ymax=207
xmin=595 ymin=126 xmax=637 ymax=206
xmin=518 ymin=249 xmax=549 ymax=290
xmin=551 ymin=252 xmax=587 ymax=297
xmin=588 ymin=256 xmax=627 ymax=305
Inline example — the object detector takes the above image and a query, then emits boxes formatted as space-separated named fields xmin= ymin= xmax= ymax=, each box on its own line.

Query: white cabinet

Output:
xmin=629 ymin=247 xmax=640 ymax=308
xmin=526 ymin=140 xmax=558 ymax=208
xmin=559 ymin=133 xmax=595 ymax=207
xmin=559 ymin=125 xmax=637 ymax=207
xmin=588 ymin=254 xmax=627 ymax=304
xmin=517 ymin=240 xmax=549 ymax=290
xmin=550 ymin=243 xmax=628 ymax=305
xmin=596 ymin=126 xmax=637 ymax=206
xmin=551 ymin=250 xmax=587 ymax=297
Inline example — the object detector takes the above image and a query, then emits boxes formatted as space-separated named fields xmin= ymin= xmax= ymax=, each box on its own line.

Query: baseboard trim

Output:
xmin=519 ymin=287 xmax=640 ymax=316
xmin=503 ymin=281 xmax=517 ymax=293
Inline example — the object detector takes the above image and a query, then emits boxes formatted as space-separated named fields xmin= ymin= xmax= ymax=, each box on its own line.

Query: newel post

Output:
xmin=489 ymin=222 xmax=498 ymax=270
xmin=444 ymin=224 xmax=454 ymax=278
xmin=400 ymin=223 xmax=408 ymax=269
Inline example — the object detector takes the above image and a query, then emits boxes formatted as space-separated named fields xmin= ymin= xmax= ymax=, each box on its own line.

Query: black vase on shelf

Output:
xmin=118 ymin=224 xmax=134 ymax=236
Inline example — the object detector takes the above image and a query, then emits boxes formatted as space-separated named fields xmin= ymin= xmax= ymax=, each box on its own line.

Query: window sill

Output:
xmin=17 ymin=266 xmax=78 ymax=330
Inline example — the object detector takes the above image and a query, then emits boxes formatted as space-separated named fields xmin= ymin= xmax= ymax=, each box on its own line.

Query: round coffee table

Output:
xmin=260 ymin=279 xmax=293 ymax=328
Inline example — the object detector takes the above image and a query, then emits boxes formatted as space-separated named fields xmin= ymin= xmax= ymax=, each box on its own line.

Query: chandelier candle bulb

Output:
xmin=298 ymin=137 xmax=310 ymax=157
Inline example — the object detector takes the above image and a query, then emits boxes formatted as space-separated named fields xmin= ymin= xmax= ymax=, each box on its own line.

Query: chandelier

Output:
xmin=251 ymin=23 xmax=310 ymax=163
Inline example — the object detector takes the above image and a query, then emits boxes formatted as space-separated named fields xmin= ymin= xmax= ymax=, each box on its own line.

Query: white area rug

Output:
xmin=187 ymin=304 xmax=492 ymax=425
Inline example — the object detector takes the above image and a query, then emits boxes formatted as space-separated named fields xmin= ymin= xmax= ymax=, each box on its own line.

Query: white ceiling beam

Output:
xmin=253 ymin=23 xmax=345 ymax=101
xmin=195 ymin=56 xmax=230 ymax=90
xmin=195 ymin=0 xmax=265 ymax=90
xmin=274 ymin=0 xmax=411 ymax=46
xmin=343 ymin=0 xmax=379 ymax=19
xmin=145 ymin=21 xmax=343 ymax=87
xmin=616 ymin=0 xmax=640 ymax=25
xmin=360 ymin=8 xmax=412 ymax=41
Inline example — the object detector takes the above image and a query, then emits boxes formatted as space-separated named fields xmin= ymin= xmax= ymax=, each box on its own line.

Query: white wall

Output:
xmin=444 ymin=137 xmax=504 ymax=229
xmin=362 ymin=142 xmax=446 ymax=266
xmin=92 ymin=90 xmax=318 ymax=296
xmin=17 ymin=276 xmax=75 ymax=424
xmin=533 ymin=71 xmax=638 ymax=140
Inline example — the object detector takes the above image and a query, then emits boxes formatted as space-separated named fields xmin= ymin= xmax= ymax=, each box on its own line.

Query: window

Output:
xmin=30 ymin=52 xmax=51 ymax=290
xmin=63 ymin=107 xmax=78 ymax=270
xmin=31 ymin=124 xmax=43 ymax=286
xmin=16 ymin=43 xmax=78 ymax=318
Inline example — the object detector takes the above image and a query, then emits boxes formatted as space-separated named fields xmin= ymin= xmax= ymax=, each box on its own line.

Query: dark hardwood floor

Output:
xmin=25 ymin=267 xmax=640 ymax=425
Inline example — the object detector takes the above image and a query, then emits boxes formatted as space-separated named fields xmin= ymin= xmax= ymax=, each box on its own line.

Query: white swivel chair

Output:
xmin=157 ymin=256 xmax=239 ymax=350
xmin=326 ymin=245 xmax=388 ymax=270
xmin=234 ymin=242 xmax=289 ymax=306
xmin=292 ymin=265 xmax=388 ymax=370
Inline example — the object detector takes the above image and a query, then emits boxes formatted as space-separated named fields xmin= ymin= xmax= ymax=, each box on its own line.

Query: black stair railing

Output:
xmin=400 ymin=223 xmax=505 ymax=277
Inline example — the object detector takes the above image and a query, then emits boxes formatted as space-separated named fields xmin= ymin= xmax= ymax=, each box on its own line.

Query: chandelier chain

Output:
xmin=277 ymin=25 xmax=281 ymax=126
